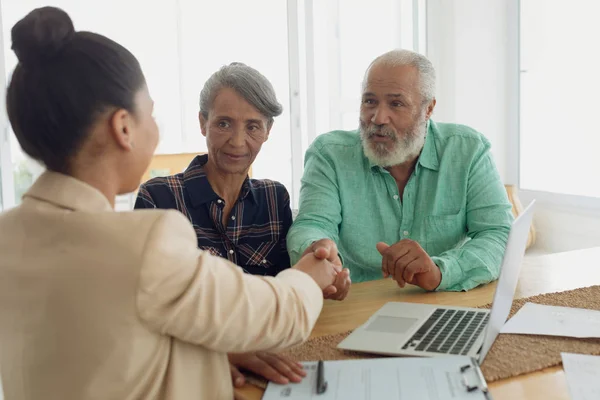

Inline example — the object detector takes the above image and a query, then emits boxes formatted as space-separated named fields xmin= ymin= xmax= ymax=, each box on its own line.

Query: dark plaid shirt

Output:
xmin=134 ymin=155 xmax=292 ymax=276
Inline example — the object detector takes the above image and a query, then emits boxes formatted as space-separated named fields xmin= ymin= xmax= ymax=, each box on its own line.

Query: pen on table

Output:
xmin=316 ymin=360 xmax=327 ymax=394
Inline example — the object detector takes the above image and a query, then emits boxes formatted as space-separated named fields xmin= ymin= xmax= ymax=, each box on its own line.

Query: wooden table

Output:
xmin=237 ymin=247 xmax=600 ymax=400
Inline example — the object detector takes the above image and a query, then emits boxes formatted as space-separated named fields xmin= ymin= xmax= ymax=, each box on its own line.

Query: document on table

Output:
xmin=561 ymin=353 xmax=600 ymax=400
xmin=500 ymin=302 xmax=600 ymax=338
xmin=263 ymin=356 xmax=490 ymax=400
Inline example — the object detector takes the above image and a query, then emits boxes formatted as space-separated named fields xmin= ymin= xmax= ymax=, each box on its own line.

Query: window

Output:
xmin=520 ymin=0 xmax=600 ymax=198
xmin=1 ymin=0 xmax=184 ymax=207
xmin=0 ymin=3 xmax=11 ymax=212
xmin=0 ymin=0 xmax=424 ymax=210
xmin=309 ymin=0 xmax=423 ymax=136
xmin=178 ymin=0 xmax=293 ymax=192
xmin=0 ymin=0 xmax=294 ymax=206
xmin=294 ymin=0 xmax=425 ymax=203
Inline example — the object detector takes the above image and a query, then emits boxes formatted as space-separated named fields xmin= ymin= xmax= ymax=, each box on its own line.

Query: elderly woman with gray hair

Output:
xmin=135 ymin=62 xmax=330 ymax=389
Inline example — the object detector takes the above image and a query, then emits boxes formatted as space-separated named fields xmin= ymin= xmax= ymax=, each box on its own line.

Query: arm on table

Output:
xmin=433 ymin=146 xmax=514 ymax=292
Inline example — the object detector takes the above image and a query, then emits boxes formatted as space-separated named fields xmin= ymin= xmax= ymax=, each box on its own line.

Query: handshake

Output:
xmin=293 ymin=239 xmax=351 ymax=301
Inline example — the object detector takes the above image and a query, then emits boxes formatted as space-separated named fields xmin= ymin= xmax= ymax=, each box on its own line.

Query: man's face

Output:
xmin=359 ymin=63 xmax=434 ymax=167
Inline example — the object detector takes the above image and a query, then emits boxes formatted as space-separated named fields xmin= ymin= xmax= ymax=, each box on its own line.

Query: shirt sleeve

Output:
xmin=286 ymin=142 xmax=343 ymax=265
xmin=432 ymin=146 xmax=514 ymax=291
xmin=136 ymin=210 xmax=323 ymax=353
xmin=134 ymin=184 xmax=156 ymax=209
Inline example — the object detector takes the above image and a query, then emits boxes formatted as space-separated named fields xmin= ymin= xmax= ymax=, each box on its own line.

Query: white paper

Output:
xmin=263 ymin=356 xmax=489 ymax=400
xmin=500 ymin=302 xmax=600 ymax=338
xmin=561 ymin=353 xmax=600 ymax=400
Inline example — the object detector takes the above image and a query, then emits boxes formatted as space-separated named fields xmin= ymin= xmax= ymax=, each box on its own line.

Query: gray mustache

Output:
xmin=365 ymin=126 xmax=396 ymax=138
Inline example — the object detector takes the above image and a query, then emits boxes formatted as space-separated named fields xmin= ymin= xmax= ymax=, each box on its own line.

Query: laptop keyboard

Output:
xmin=401 ymin=308 xmax=489 ymax=355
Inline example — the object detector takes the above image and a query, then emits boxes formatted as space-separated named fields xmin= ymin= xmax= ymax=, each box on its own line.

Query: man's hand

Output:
xmin=302 ymin=239 xmax=351 ymax=300
xmin=376 ymin=240 xmax=441 ymax=291
xmin=228 ymin=352 xmax=306 ymax=387
xmin=324 ymin=268 xmax=351 ymax=300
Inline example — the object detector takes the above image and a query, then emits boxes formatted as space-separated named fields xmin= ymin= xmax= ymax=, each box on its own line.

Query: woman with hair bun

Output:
xmin=0 ymin=7 xmax=339 ymax=400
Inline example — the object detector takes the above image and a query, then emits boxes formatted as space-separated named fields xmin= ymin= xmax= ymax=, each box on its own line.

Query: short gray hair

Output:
xmin=199 ymin=62 xmax=283 ymax=126
xmin=363 ymin=49 xmax=436 ymax=103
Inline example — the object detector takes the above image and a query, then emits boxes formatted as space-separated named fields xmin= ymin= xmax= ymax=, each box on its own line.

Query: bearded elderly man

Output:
xmin=287 ymin=49 xmax=513 ymax=292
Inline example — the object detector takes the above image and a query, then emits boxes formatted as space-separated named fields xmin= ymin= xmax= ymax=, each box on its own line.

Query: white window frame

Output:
xmin=286 ymin=0 xmax=304 ymax=208
xmin=0 ymin=2 xmax=14 ymax=211
xmin=506 ymin=0 xmax=520 ymax=188
xmin=510 ymin=0 xmax=600 ymax=214
xmin=0 ymin=126 xmax=14 ymax=211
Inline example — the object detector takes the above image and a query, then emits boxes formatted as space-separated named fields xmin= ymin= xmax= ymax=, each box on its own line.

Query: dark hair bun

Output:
xmin=11 ymin=7 xmax=75 ymax=66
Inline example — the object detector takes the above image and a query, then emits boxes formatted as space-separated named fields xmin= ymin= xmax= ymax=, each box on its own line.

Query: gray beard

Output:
xmin=360 ymin=119 xmax=427 ymax=167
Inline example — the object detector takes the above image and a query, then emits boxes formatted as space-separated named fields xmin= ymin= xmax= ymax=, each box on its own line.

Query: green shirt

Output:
xmin=287 ymin=120 xmax=513 ymax=291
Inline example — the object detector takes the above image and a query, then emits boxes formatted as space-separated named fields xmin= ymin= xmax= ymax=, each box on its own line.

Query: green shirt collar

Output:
xmin=418 ymin=120 xmax=440 ymax=172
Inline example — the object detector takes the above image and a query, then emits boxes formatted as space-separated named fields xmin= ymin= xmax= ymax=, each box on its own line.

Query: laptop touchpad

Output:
xmin=365 ymin=316 xmax=418 ymax=334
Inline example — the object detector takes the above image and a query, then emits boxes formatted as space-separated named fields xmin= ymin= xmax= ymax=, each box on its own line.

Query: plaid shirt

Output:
xmin=134 ymin=155 xmax=292 ymax=276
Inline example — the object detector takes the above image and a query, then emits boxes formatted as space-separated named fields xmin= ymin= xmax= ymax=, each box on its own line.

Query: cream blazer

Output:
xmin=0 ymin=172 xmax=323 ymax=399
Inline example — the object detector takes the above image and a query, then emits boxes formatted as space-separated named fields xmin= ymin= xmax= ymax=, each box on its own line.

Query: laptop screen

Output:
xmin=478 ymin=200 xmax=536 ymax=363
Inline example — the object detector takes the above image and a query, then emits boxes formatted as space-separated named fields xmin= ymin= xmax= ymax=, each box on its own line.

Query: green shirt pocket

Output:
xmin=425 ymin=213 xmax=467 ymax=256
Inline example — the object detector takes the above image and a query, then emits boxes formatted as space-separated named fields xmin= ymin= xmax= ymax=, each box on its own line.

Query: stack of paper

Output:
xmin=561 ymin=353 xmax=600 ymax=400
xmin=501 ymin=303 xmax=600 ymax=338
xmin=263 ymin=356 xmax=490 ymax=400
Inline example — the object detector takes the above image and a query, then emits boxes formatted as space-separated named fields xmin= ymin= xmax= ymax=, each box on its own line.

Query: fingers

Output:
xmin=403 ymin=258 xmax=427 ymax=284
xmin=323 ymin=284 xmax=338 ymax=298
xmin=393 ymin=252 xmax=419 ymax=288
xmin=325 ymin=269 xmax=351 ymax=300
xmin=257 ymin=353 xmax=303 ymax=383
xmin=377 ymin=242 xmax=392 ymax=278
xmin=335 ymin=269 xmax=351 ymax=300
xmin=229 ymin=352 xmax=307 ymax=388
xmin=250 ymin=360 xmax=288 ymax=385
xmin=376 ymin=242 xmax=390 ymax=255
xmin=311 ymin=240 xmax=342 ymax=269
xmin=277 ymin=354 xmax=306 ymax=377
xmin=229 ymin=363 xmax=245 ymax=387
xmin=313 ymin=246 xmax=329 ymax=260
xmin=331 ymin=258 xmax=343 ymax=273
xmin=385 ymin=246 xmax=410 ymax=281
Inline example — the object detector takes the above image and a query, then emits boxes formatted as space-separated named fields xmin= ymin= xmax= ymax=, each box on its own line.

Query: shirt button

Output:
xmin=229 ymin=249 xmax=234 ymax=255
xmin=393 ymin=195 xmax=399 ymax=200
xmin=403 ymin=231 xmax=409 ymax=236
xmin=231 ymin=215 xmax=236 ymax=220
xmin=262 ymin=259 xmax=267 ymax=264
xmin=217 ymin=199 xmax=223 ymax=204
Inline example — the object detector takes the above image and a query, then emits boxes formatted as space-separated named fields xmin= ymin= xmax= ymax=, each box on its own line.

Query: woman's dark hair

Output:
xmin=6 ymin=7 xmax=146 ymax=173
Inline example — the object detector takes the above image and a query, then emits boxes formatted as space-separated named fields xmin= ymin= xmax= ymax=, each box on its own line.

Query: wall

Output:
xmin=427 ymin=0 xmax=510 ymax=183
xmin=426 ymin=0 xmax=600 ymax=255
xmin=519 ymin=191 xmax=600 ymax=254
xmin=142 ymin=153 xmax=199 ymax=183
xmin=533 ymin=208 xmax=600 ymax=253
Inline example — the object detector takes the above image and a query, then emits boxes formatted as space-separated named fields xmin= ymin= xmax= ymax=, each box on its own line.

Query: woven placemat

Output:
xmin=246 ymin=285 xmax=600 ymax=389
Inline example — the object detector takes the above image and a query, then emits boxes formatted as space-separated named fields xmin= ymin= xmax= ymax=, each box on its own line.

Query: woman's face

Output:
xmin=200 ymin=87 xmax=271 ymax=176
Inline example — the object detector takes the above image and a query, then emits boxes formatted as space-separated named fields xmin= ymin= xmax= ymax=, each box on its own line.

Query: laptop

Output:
xmin=338 ymin=200 xmax=536 ymax=364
